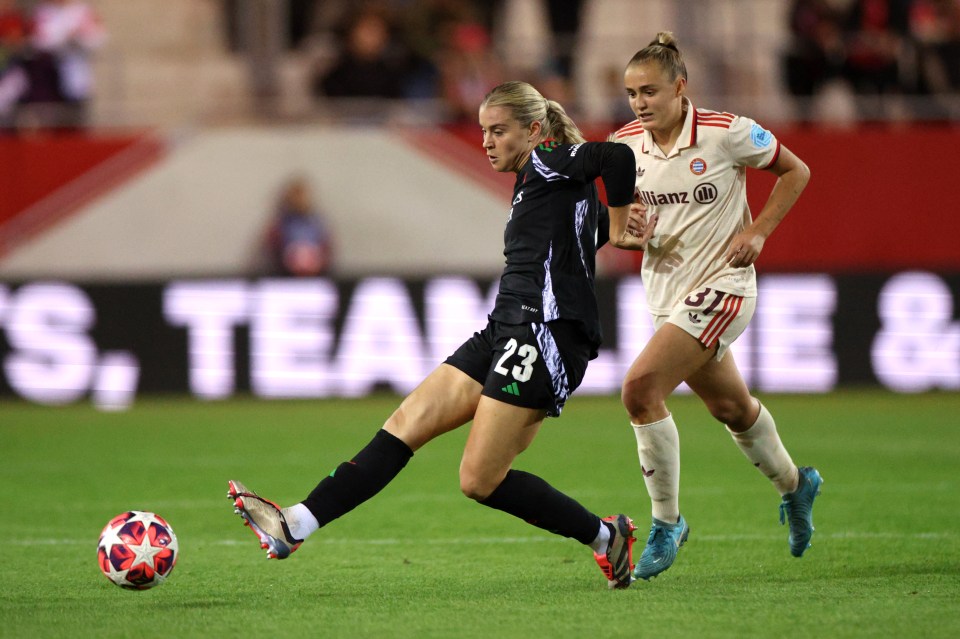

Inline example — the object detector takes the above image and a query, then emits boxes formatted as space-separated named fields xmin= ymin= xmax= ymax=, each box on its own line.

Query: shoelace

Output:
xmin=646 ymin=524 xmax=674 ymax=550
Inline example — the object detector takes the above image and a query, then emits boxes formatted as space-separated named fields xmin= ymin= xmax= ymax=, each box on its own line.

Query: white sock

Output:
xmin=589 ymin=519 xmax=612 ymax=555
xmin=632 ymin=414 xmax=681 ymax=523
xmin=282 ymin=503 xmax=320 ymax=541
xmin=727 ymin=403 xmax=799 ymax=495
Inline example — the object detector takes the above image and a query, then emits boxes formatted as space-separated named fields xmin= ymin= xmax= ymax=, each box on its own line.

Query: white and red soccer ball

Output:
xmin=97 ymin=511 xmax=178 ymax=590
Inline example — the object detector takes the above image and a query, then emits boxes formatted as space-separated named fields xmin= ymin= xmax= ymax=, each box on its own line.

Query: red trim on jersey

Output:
xmin=697 ymin=112 xmax=734 ymax=130
xmin=697 ymin=111 xmax=734 ymax=129
xmin=690 ymin=109 xmax=698 ymax=146
xmin=615 ymin=120 xmax=644 ymax=139
xmin=761 ymin=140 xmax=782 ymax=170
xmin=694 ymin=110 xmax=734 ymax=138
xmin=697 ymin=109 xmax=735 ymax=121
xmin=699 ymin=294 xmax=743 ymax=349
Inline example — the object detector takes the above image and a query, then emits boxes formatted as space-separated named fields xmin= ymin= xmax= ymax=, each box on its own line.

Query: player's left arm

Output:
xmin=552 ymin=141 xmax=647 ymax=249
xmin=588 ymin=142 xmax=650 ymax=250
xmin=597 ymin=204 xmax=610 ymax=249
xmin=725 ymin=145 xmax=811 ymax=268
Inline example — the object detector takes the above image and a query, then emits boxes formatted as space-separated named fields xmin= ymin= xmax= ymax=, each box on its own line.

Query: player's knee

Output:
xmin=706 ymin=397 xmax=752 ymax=427
xmin=460 ymin=473 xmax=496 ymax=501
xmin=459 ymin=468 xmax=496 ymax=502
xmin=383 ymin=401 xmax=430 ymax=450
xmin=382 ymin=406 xmax=412 ymax=445
xmin=621 ymin=375 xmax=663 ymax=422
xmin=383 ymin=405 xmax=405 ymax=432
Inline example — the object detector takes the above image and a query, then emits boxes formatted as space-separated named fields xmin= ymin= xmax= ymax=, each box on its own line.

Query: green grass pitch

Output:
xmin=1 ymin=391 xmax=958 ymax=638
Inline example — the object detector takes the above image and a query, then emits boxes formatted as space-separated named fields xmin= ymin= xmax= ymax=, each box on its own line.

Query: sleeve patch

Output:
xmin=750 ymin=124 xmax=773 ymax=149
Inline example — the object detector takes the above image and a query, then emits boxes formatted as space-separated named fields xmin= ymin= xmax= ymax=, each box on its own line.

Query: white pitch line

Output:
xmin=13 ymin=531 xmax=953 ymax=548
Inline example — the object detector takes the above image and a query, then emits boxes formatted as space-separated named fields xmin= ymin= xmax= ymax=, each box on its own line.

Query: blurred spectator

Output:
xmin=400 ymin=0 xmax=471 ymax=100
xmin=0 ymin=0 xmax=26 ymax=50
xmin=433 ymin=11 xmax=503 ymax=121
xmin=287 ymin=0 xmax=318 ymax=49
xmin=481 ymin=0 xmax=583 ymax=105
xmin=840 ymin=0 xmax=913 ymax=99
xmin=910 ymin=0 xmax=960 ymax=93
xmin=544 ymin=0 xmax=583 ymax=79
xmin=783 ymin=0 xmax=846 ymax=101
xmin=29 ymin=0 xmax=106 ymax=128
xmin=0 ymin=0 xmax=28 ymax=128
xmin=312 ymin=4 xmax=408 ymax=99
xmin=223 ymin=0 xmax=318 ymax=52
xmin=263 ymin=177 xmax=334 ymax=277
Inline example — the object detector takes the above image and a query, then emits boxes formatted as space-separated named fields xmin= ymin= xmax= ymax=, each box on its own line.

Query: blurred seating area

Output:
xmin=0 ymin=0 xmax=106 ymax=132
xmin=784 ymin=0 xmax=960 ymax=123
xmin=2 ymin=0 xmax=959 ymax=132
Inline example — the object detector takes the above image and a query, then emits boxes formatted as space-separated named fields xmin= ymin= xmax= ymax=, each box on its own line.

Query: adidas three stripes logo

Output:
xmin=501 ymin=382 xmax=520 ymax=396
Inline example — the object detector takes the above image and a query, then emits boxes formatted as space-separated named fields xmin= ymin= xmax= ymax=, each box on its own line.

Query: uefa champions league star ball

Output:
xmin=97 ymin=511 xmax=178 ymax=590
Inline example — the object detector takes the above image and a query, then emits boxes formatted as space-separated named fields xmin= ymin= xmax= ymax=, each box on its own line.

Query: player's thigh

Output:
xmin=625 ymin=289 xmax=756 ymax=400
xmin=460 ymin=396 xmax=546 ymax=499
xmin=383 ymin=363 xmax=482 ymax=451
xmin=624 ymin=322 xmax=717 ymax=400
xmin=676 ymin=291 xmax=758 ymax=425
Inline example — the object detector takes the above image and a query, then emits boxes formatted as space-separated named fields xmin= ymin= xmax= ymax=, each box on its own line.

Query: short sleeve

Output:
xmin=727 ymin=115 xmax=781 ymax=170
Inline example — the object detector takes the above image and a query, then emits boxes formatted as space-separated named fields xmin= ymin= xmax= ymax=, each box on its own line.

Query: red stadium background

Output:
xmin=0 ymin=126 xmax=956 ymax=271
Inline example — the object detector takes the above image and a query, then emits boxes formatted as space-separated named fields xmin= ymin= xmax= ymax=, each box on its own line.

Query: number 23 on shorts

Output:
xmin=494 ymin=338 xmax=539 ymax=382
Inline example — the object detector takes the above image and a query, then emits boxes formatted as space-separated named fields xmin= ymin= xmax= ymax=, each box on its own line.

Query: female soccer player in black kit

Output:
xmin=228 ymin=81 xmax=651 ymax=589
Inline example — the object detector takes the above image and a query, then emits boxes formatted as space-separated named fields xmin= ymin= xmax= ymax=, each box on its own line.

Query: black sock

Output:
xmin=479 ymin=469 xmax=600 ymax=545
xmin=301 ymin=429 xmax=413 ymax=528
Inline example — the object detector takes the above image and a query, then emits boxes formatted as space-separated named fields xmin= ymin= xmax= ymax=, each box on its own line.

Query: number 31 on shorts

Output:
xmin=494 ymin=338 xmax=538 ymax=382
xmin=683 ymin=287 xmax=726 ymax=314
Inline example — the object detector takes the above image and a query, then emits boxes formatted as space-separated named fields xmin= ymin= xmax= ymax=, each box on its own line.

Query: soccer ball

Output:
xmin=97 ymin=511 xmax=178 ymax=590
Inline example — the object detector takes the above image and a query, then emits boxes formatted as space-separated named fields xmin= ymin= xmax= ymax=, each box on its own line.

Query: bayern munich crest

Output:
xmin=690 ymin=158 xmax=707 ymax=175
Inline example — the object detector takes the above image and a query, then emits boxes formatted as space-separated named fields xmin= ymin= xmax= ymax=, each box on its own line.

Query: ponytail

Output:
xmin=544 ymin=100 xmax=586 ymax=144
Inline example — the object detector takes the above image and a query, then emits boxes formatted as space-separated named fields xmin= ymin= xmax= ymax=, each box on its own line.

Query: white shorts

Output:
xmin=654 ymin=286 xmax=756 ymax=361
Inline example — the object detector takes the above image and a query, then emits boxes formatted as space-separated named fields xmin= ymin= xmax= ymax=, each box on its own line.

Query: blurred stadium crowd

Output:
xmin=1 ymin=0 xmax=958 ymax=132
xmin=0 ymin=0 xmax=105 ymax=130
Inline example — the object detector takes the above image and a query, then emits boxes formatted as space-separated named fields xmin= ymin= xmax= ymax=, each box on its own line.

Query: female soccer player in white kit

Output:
xmin=608 ymin=32 xmax=823 ymax=581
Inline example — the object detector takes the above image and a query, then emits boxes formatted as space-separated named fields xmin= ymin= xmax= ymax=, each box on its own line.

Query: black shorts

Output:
xmin=444 ymin=319 xmax=591 ymax=417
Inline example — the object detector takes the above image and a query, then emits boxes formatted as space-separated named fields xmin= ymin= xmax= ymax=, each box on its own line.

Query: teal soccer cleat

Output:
xmin=779 ymin=466 xmax=823 ymax=557
xmin=632 ymin=514 xmax=689 ymax=581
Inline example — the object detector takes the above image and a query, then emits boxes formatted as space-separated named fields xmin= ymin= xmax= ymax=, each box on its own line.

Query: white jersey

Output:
xmin=614 ymin=98 xmax=780 ymax=314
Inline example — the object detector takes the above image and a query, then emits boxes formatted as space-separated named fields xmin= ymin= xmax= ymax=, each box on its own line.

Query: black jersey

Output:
xmin=490 ymin=140 xmax=634 ymax=356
